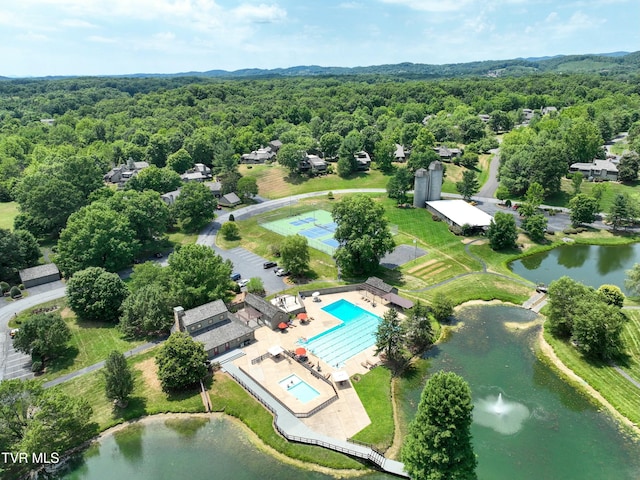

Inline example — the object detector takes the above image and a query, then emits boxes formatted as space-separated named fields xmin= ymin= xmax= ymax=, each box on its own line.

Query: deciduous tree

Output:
xmin=236 ymin=176 xmax=258 ymax=200
xmin=386 ymin=167 xmax=413 ymax=205
xmin=279 ymin=234 xmax=310 ymax=277
xmin=13 ymin=313 xmax=70 ymax=363
xmin=456 ymin=170 xmax=479 ymax=201
xmin=120 ymin=283 xmax=174 ymax=338
xmin=333 ymin=195 xmax=395 ymax=275
xmin=486 ymin=212 xmax=518 ymax=250
xmin=168 ymin=244 xmax=232 ymax=309
xmin=127 ymin=165 xmax=181 ymax=194
xmin=172 ymin=182 xmax=217 ymax=233
xmin=431 ymin=293 xmax=454 ymax=323
xmin=155 ymin=332 xmax=208 ymax=391
xmin=66 ymin=266 xmax=129 ymax=323
xmin=402 ymin=371 xmax=477 ymax=480
xmin=569 ymin=193 xmax=598 ymax=226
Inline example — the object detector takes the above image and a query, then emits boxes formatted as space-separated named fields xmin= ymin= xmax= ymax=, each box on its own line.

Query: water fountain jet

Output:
xmin=474 ymin=392 xmax=530 ymax=435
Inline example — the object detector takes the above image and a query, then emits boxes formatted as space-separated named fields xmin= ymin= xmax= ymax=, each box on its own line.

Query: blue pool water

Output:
xmin=302 ymin=299 xmax=381 ymax=368
xmin=278 ymin=374 xmax=320 ymax=403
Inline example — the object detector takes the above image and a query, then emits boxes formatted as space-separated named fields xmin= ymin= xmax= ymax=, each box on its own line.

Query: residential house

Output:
xmin=180 ymin=163 xmax=212 ymax=182
xmin=355 ymin=151 xmax=371 ymax=171
xmin=161 ymin=189 xmax=181 ymax=205
xmin=241 ymin=146 xmax=276 ymax=164
xmin=269 ymin=140 xmax=282 ymax=152
xmin=298 ymin=154 xmax=327 ymax=174
xmin=243 ymin=293 xmax=289 ymax=330
xmin=218 ymin=192 xmax=242 ymax=207
xmin=40 ymin=118 xmax=55 ymax=126
xmin=478 ymin=114 xmax=491 ymax=123
xmin=103 ymin=158 xmax=150 ymax=187
xmin=433 ymin=145 xmax=461 ymax=161
xmin=173 ymin=300 xmax=255 ymax=358
xmin=569 ymin=159 xmax=618 ymax=181
xmin=541 ymin=106 xmax=558 ymax=116
xmin=204 ymin=181 xmax=222 ymax=198
xmin=19 ymin=263 xmax=61 ymax=288
xmin=394 ymin=144 xmax=407 ymax=162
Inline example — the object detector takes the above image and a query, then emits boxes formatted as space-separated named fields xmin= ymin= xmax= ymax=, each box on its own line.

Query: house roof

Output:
xmin=133 ymin=161 xmax=149 ymax=170
xmin=161 ymin=190 xmax=181 ymax=204
xmin=219 ymin=192 xmax=241 ymax=206
xmin=570 ymin=159 xmax=618 ymax=173
xmin=307 ymin=155 xmax=326 ymax=167
xmin=19 ymin=263 xmax=60 ymax=282
xmin=182 ymin=299 xmax=229 ymax=329
xmin=365 ymin=277 xmax=394 ymax=294
xmin=394 ymin=144 xmax=405 ymax=158
xmin=427 ymin=200 xmax=493 ymax=228
xmin=180 ymin=171 xmax=208 ymax=181
xmin=245 ymin=293 xmax=282 ymax=319
xmin=193 ymin=315 xmax=253 ymax=351
xmin=204 ymin=181 xmax=222 ymax=193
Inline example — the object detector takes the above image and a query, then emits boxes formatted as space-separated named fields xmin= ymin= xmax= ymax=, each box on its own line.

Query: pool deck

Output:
xmin=227 ymin=290 xmax=409 ymax=477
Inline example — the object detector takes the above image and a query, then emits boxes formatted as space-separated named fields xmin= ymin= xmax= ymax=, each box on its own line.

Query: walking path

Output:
xmin=221 ymin=360 xmax=408 ymax=477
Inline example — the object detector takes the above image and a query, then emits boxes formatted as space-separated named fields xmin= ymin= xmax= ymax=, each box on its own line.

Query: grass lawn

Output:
xmin=542 ymin=327 xmax=640 ymax=429
xmin=0 ymin=201 xmax=19 ymax=230
xmin=239 ymin=164 xmax=391 ymax=200
xmin=620 ymin=310 xmax=640 ymax=384
xmin=544 ymin=178 xmax=640 ymax=212
xmin=208 ymin=372 xmax=364 ymax=470
xmin=410 ymin=273 xmax=532 ymax=306
xmin=16 ymin=301 xmax=145 ymax=382
xmin=394 ymin=358 xmax=431 ymax=448
xmin=54 ymin=348 xmax=205 ymax=432
xmin=350 ymin=366 xmax=394 ymax=451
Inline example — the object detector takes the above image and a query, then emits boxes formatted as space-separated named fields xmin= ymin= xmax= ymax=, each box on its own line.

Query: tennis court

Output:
xmin=261 ymin=209 xmax=339 ymax=255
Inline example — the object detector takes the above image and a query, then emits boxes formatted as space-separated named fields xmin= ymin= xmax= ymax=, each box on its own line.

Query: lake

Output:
xmin=509 ymin=243 xmax=640 ymax=293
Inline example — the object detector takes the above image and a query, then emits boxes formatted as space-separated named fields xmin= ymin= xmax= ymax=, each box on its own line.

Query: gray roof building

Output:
xmin=19 ymin=263 xmax=61 ymax=288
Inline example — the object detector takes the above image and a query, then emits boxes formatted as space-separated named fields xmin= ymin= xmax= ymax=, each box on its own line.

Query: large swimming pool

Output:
xmin=302 ymin=299 xmax=381 ymax=368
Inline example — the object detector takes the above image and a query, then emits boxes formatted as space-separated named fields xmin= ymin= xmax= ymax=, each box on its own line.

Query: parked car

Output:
xmin=535 ymin=284 xmax=548 ymax=293
xmin=10 ymin=329 xmax=19 ymax=338
xmin=238 ymin=279 xmax=250 ymax=288
xmin=263 ymin=261 xmax=277 ymax=269
xmin=274 ymin=268 xmax=289 ymax=277
xmin=230 ymin=273 xmax=241 ymax=281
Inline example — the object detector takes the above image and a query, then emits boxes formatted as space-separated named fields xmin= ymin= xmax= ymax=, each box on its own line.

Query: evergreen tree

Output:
xmin=375 ymin=308 xmax=405 ymax=364
xmin=104 ymin=351 xmax=134 ymax=407
xmin=402 ymin=371 xmax=477 ymax=480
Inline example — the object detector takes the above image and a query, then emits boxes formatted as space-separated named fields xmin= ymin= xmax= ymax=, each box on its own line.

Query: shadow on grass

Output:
xmin=46 ymin=345 xmax=80 ymax=373
xmin=115 ymin=396 xmax=149 ymax=422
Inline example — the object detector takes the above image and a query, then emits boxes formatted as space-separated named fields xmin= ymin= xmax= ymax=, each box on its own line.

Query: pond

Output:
xmin=60 ymin=416 xmax=392 ymax=480
xmin=405 ymin=305 xmax=640 ymax=480
xmin=60 ymin=305 xmax=640 ymax=480
xmin=509 ymin=243 xmax=640 ymax=293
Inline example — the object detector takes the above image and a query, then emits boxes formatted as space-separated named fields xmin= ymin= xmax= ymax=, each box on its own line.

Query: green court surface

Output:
xmin=261 ymin=209 xmax=338 ymax=255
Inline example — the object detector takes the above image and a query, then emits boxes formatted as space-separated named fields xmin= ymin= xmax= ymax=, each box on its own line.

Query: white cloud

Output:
xmin=231 ymin=3 xmax=287 ymax=23
xmin=60 ymin=18 xmax=97 ymax=28
xmin=88 ymin=35 xmax=118 ymax=44
xmin=378 ymin=0 xmax=474 ymax=12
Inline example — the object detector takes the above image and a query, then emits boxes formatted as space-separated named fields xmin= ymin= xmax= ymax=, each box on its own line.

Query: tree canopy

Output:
xmin=486 ymin=212 xmax=518 ymax=251
xmin=172 ymin=181 xmax=217 ymax=233
xmin=279 ymin=234 xmax=310 ymax=277
xmin=402 ymin=371 xmax=477 ymax=480
xmin=155 ymin=332 xmax=208 ymax=391
xmin=332 ymin=195 xmax=395 ymax=275
xmin=66 ymin=266 xmax=129 ymax=323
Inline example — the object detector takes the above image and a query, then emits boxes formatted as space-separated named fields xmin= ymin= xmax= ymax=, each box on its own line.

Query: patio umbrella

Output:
xmin=312 ymin=292 xmax=320 ymax=298
xmin=295 ymin=347 xmax=306 ymax=356
xmin=278 ymin=322 xmax=288 ymax=330
xmin=297 ymin=312 xmax=308 ymax=320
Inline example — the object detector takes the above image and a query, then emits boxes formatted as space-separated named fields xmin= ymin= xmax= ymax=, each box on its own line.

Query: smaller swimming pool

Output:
xmin=278 ymin=374 xmax=320 ymax=403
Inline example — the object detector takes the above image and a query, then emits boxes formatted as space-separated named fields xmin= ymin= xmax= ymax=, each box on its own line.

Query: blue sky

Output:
xmin=1 ymin=0 xmax=638 ymax=76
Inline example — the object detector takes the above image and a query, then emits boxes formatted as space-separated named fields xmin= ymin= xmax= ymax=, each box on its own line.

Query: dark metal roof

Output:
xmin=365 ymin=276 xmax=394 ymax=294
xmin=182 ymin=299 xmax=229 ymax=328
xmin=245 ymin=293 xmax=282 ymax=319
xmin=19 ymin=263 xmax=60 ymax=282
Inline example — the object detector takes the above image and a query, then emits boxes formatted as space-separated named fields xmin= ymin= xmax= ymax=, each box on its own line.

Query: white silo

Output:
xmin=426 ymin=161 xmax=443 ymax=201
xmin=413 ymin=168 xmax=428 ymax=208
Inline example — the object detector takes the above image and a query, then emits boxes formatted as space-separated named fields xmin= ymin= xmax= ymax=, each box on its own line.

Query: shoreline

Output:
xmin=536 ymin=329 xmax=640 ymax=438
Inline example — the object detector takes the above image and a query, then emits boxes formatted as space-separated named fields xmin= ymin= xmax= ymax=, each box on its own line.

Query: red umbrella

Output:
xmin=297 ymin=313 xmax=308 ymax=320
xmin=295 ymin=347 xmax=306 ymax=356
xmin=278 ymin=322 xmax=289 ymax=330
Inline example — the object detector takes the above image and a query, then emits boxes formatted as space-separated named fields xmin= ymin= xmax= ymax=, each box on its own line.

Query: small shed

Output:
xmin=244 ymin=293 xmax=289 ymax=330
xmin=19 ymin=264 xmax=61 ymax=288
xmin=219 ymin=192 xmax=242 ymax=207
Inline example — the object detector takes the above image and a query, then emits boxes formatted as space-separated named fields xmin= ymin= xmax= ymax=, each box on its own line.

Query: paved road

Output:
xmin=477 ymin=148 xmax=500 ymax=198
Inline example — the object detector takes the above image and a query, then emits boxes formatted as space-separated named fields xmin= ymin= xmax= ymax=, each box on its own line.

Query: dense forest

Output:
xmin=1 ymin=66 xmax=640 ymax=281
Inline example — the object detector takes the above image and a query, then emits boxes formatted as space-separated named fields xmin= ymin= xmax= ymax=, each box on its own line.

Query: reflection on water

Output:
xmin=510 ymin=243 xmax=640 ymax=292
xmin=407 ymin=305 xmax=640 ymax=480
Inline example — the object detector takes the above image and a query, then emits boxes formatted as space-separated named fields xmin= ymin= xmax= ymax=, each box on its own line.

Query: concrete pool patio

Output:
xmin=231 ymin=289 xmax=399 ymax=440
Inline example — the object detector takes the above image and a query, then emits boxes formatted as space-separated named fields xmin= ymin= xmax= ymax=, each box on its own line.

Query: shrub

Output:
xmin=31 ymin=361 xmax=43 ymax=373
xmin=9 ymin=286 xmax=22 ymax=298
xmin=460 ymin=223 xmax=475 ymax=236
xmin=18 ymin=284 xmax=25 ymax=290
xmin=504 ymin=199 xmax=512 ymax=208
xmin=328 ymin=191 xmax=334 ymax=199
xmin=448 ymin=225 xmax=462 ymax=235
xmin=0 ymin=282 xmax=9 ymax=294
xmin=270 ymin=244 xmax=281 ymax=257
xmin=431 ymin=214 xmax=442 ymax=222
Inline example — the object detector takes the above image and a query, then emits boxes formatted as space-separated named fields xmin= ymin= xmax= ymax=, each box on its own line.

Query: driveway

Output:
xmin=477 ymin=147 xmax=500 ymax=198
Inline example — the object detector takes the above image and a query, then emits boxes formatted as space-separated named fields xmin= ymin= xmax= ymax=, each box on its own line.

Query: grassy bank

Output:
xmin=350 ymin=366 xmax=394 ymax=451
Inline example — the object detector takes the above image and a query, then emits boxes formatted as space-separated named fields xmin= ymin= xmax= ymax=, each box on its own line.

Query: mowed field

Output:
xmin=0 ymin=201 xmax=19 ymax=230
